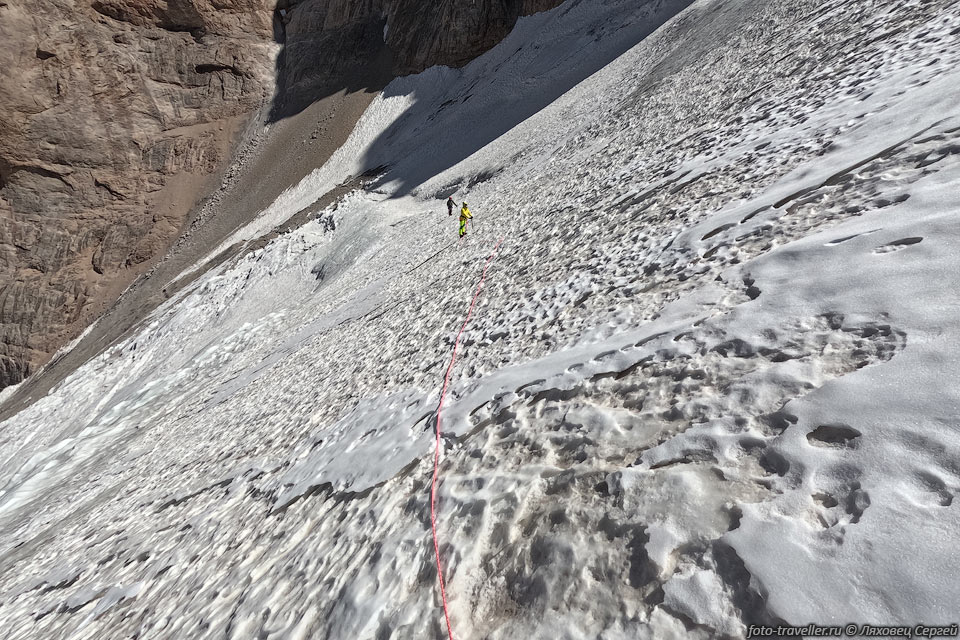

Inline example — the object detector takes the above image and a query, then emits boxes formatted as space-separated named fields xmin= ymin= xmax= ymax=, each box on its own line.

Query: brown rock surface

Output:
xmin=0 ymin=0 xmax=277 ymax=388
xmin=0 ymin=0 xmax=563 ymax=392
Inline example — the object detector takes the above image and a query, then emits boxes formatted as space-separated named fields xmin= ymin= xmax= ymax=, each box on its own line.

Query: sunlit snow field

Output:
xmin=2 ymin=0 xmax=960 ymax=637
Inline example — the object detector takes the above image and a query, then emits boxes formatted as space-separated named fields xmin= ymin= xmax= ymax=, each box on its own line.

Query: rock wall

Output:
xmin=0 ymin=0 xmax=278 ymax=388
xmin=273 ymin=0 xmax=563 ymax=117
xmin=387 ymin=0 xmax=562 ymax=74
xmin=0 ymin=0 xmax=562 ymax=390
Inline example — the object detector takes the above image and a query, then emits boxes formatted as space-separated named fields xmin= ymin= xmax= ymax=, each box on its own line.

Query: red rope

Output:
xmin=431 ymin=236 xmax=504 ymax=640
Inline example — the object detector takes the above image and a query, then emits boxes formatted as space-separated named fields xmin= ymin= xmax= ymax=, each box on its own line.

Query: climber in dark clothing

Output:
xmin=447 ymin=196 xmax=456 ymax=216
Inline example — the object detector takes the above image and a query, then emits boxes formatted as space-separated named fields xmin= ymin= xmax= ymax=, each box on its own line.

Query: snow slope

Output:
xmin=2 ymin=0 xmax=960 ymax=637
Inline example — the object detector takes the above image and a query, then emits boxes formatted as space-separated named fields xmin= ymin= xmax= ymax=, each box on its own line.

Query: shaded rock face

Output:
xmin=0 ymin=0 xmax=562 ymax=390
xmin=272 ymin=0 xmax=563 ymax=117
xmin=387 ymin=0 xmax=561 ymax=74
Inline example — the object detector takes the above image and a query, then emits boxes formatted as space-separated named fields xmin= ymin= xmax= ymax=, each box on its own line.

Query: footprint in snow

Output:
xmin=806 ymin=423 xmax=862 ymax=448
xmin=913 ymin=471 xmax=954 ymax=507
xmin=811 ymin=482 xmax=871 ymax=529
xmin=823 ymin=228 xmax=881 ymax=246
xmin=872 ymin=236 xmax=923 ymax=254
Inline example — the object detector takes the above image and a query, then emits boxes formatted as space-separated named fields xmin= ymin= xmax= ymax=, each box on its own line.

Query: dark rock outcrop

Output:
xmin=387 ymin=0 xmax=560 ymax=74
xmin=272 ymin=0 xmax=563 ymax=117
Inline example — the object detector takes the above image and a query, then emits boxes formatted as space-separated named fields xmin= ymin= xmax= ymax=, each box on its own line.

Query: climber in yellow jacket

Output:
xmin=459 ymin=202 xmax=473 ymax=238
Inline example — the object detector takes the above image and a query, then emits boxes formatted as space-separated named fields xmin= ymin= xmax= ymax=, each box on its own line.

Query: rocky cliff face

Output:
xmin=0 ymin=0 xmax=278 ymax=388
xmin=387 ymin=0 xmax=562 ymax=74
xmin=273 ymin=0 xmax=563 ymax=116
xmin=0 ymin=0 xmax=562 ymax=391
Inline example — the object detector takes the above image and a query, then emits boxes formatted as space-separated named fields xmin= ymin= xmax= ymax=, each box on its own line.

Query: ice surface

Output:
xmin=2 ymin=0 xmax=960 ymax=637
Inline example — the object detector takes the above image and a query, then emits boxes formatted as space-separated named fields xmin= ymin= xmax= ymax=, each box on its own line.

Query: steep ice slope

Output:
xmin=2 ymin=0 xmax=960 ymax=638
